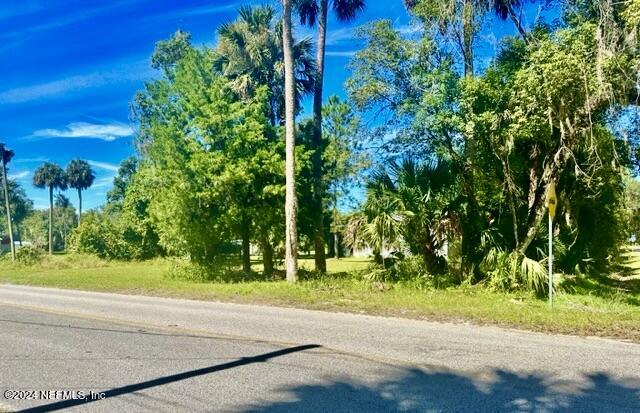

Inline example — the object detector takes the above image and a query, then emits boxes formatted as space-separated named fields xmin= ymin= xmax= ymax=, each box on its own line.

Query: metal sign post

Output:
xmin=547 ymin=182 xmax=557 ymax=308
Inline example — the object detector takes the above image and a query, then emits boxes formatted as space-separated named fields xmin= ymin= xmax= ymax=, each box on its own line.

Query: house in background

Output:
xmin=1 ymin=235 xmax=10 ymax=253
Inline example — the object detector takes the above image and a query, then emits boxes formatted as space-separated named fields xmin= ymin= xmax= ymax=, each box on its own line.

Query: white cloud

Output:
xmin=8 ymin=171 xmax=30 ymax=180
xmin=87 ymin=161 xmax=120 ymax=172
xmin=0 ymin=1 xmax=132 ymax=40
xmin=12 ymin=157 xmax=48 ymax=164
xmin=326 ymin=51 xmax=357 ymax=57
xmin=0 ymin=59 xmax=151 ymax=104
xmin=92 ymin=176 xmax=116 ymax=189
xmin=32 ymin=122 xmax=133 ymax=142
xmin=312 ymin=23 xmax=421 ymax=47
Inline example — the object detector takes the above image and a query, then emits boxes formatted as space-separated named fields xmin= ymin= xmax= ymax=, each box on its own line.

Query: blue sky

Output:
xmin=0 ymin=0 xmax=546 ymax=211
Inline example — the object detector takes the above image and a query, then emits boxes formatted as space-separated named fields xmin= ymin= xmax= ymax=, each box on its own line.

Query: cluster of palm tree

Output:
xmin=343 ymin=158 xmax=458 ymax=273
xmin=213 ymin=0 xmax=367 ymax=281
xmin=32 ymin=160 xmax=95 ymax=254
xmin=280 ymin=0 xmax=367 ymax=281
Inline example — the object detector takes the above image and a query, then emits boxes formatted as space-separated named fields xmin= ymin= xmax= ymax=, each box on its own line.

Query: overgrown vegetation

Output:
xmin=0 ymin=252 xmax=638 ymax=341
xmin=1 ymin=0 xmax=640 ymax=321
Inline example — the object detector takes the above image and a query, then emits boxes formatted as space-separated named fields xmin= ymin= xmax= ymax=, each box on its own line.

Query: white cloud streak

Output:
xmin=0 ymin=61 xmax=151 ymax=104
xmin=8 ymin=171 xmax=30 ymax=180
xmin=31 ymin=122 xmax=133 ymax=142
xmin=91 ymin=176 xmax=116 ymax=188
xmin=87 ymin=161 xmax=120 ymax=173
xmin=325 ymin=51 xmax=357 ymax=57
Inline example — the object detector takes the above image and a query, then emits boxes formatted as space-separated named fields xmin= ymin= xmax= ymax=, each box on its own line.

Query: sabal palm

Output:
xmin=294 ymin=0 xmax=366 ymax=272
xmin=33 ymin=162 xmax=68 ymax=254
xmin=214 ymin=5 xmax=316 ymax=126
xmin=66 ymin=159 xmax=95 ymax=226
xmin=363 ymin=194 xmax=411 ymax=267
xmin=282 ymin=0 xmax=299 ymax=282
xmin=0 ymin=143 xmax=16 ymax=261
xmin=366 ymin=158 xmax=457 ymax=273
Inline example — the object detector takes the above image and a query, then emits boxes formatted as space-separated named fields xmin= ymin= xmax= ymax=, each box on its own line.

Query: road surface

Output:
xmin=0 ymin=284 xmax=638 ymax=412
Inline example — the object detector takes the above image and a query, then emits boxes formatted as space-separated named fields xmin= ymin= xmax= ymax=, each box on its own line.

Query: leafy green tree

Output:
xmin=133 ymin=47 xmax=287 ymax=274
xmin=22 ymin=211 xmax=48 ymax=250
xmin=294 ymin=0 xmax=366 ymax=272
xmin=0 ymin=143 xmax=16 ymax=260
xmin=322 ymin=96 xmax=369 ymax=257
xmin=106 ymin=157 xmax=138 ymax=208
xmin=151 ymin=30 xmax=193 ymax=79
xmin=32 ymin=162 xmax=68 ymax=254
xmin=53 ymin=194 xmax=76 ymax=250
xmin=348 ymin=0 xmax=639 ymax=283
xmin=0 ymin=180 xmax=34 ymax=246
xmin=66 ymin=159 xmax=95 ymax=226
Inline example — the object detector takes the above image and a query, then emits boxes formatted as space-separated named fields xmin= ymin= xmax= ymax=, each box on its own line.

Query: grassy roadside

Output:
xmin=0 ymin=254 xmax=638 ymax=342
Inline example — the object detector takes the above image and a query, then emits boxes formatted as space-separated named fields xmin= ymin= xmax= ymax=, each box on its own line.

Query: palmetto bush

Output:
xmin=480 ymin=248 xmax=547 ymax=294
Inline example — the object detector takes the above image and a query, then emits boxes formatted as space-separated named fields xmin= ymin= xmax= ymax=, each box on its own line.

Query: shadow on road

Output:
xmin=18 ymin=344 xmax=321 ymax=413
xmin=241 ymin=368 xmax=640 ymax=413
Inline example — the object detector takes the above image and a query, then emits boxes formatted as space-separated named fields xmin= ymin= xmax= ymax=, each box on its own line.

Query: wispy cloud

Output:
xmin=88 ymin=161 xmax=120 ymax=172
xmin=326 ymin=27 xmax=358 ymax=45
xmin=12 ymin=157 xmax=48 ymax=164
xmin=0 ymin=60 xmax=150 ymax=104
xmin=176 ymin=3 xmax=239 ymax=17
xmin=8 ymin=171 xmax=30 ymax=180
xmin=141 ymin=2 xmax=241 ymax=25
xmin=92 ymin=176 xmax=116 ymax=188
xmin=31 ymin=122 xmax=133 ymax=142
xmin=0 ymin=3 xmax=44 ymax=21
xmin=325 ymin=50 xmax=357 ymax=57
xmin=0 ymin=1 xmax=132 ymax=41
xmin=313 ymin=23 xmax=421 ymax=47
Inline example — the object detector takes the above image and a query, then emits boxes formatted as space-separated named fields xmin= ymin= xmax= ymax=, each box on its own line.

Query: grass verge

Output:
xmin=0 ymin=254 xmax=638 ymax=342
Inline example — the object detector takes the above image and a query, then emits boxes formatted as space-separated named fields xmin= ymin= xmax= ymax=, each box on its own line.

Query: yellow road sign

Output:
xmin=547 ymin=181 xmax=557 ymax=219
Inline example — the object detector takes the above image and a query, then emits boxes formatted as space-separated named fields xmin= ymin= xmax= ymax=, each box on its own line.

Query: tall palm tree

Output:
xmin=33 ymin=162 xmax=67 ymax=255
xmin=295 ymin=0 xmax=366 ymax=273
xmin=66 ymin=159 xmax=95 ymax=226
xmin=282 ymin=0 xmax=299 ymax=282
xmin=214 ymin=5 xmax=316 ymax=126
xmin=0 ymin=143 xmax=16 ymax=261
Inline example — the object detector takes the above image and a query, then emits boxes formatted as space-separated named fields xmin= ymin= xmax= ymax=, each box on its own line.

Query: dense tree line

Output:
xmin=2 ymin=0 xmax=639 ymax=294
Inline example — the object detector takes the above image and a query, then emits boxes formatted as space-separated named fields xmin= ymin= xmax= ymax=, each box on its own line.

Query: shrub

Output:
xmin=15 ymin=246 xmax=44 ymax=265
xmin=67 ymin=213 xmax=135 ymax=260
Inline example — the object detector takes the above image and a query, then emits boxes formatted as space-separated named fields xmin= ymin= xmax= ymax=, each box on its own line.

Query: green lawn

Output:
xmin=0 ymin=253 xmax=639 ymax=342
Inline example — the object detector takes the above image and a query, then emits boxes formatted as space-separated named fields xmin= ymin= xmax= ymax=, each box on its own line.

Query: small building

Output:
xmin=0 ymin=236 xmax=10 ymax=253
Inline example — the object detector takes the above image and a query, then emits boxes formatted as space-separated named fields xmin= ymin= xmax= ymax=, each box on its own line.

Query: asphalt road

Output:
xmin=0 ymin=285 xmax=638 ymax=412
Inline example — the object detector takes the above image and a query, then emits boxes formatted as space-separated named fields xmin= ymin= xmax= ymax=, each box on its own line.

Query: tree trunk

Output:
xmin=282 ymin=0 xmax=298 ymax=282
xmin=310 ymin=0 xmax=329 ymax=273
xmin=241 ymin=216 xmax=251 ymax=275
xmin=48 ymin=185 xmax=53 ymax=255
xmin=518 ymin=146 xmax=570 ymax=254
xmin=333 ymin=232 xmax=340 ymax=259
xmin=261 ymin=236 xmax=274 ymax=277
xmin=77 ymin=188 xmax=82 ymax=227
xmin=506 ymin=3 xmax=529 ymax=42
xmin=462 ymin=0 xmax=475 ymax=78
xmin=1 ymin=159 xmax=15 ymax=261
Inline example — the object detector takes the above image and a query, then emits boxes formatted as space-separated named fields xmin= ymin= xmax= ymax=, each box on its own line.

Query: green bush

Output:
xmin=67 ymin=213 xmax=136 ymax=260
xmin=15 ymin=246 xmax=44 ymax=265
